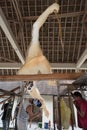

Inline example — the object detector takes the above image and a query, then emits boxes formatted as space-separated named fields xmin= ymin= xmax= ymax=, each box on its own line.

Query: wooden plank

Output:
xmin=0 ymin=72 xmax=84 ymax=81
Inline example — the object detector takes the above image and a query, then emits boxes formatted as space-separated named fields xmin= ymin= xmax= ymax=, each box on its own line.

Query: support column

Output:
xmin=57 ymin=82 xmax=62 ymax=130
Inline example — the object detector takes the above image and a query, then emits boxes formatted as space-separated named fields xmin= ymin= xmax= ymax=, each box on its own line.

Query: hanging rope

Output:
xmin=54 ymin=0 xmax=64 ymax=49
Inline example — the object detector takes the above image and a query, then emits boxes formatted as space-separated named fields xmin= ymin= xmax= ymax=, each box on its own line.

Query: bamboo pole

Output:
xmin=0 ymin=96 xmax=12 ymax=104
xmin=0 ymin=89 xmax=21 ymax=97
xmin=0 ymin=86 xmax=20 ymax=98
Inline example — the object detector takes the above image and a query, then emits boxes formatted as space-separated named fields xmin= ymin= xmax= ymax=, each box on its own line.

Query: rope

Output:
xmin=54 ymin=1 xmax=64 ymax=49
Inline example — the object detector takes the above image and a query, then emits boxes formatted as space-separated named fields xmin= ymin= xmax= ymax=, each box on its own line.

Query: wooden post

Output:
xmin=67 ymin=85 xmax=74 ymax=130
xmin=53 ymin=95 xmax=56 ymax=130
xmin=57 ymin=81 xmax=62 ymax=130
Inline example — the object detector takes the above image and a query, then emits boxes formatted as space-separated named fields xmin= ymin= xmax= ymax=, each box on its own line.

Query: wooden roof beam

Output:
xmin=0 ymin=7 xmax=25 ymax=64
xmin=76 ymin=49 xmax=87 ymax=70
xmin=0 ymin=72 xmax=84 ymax=81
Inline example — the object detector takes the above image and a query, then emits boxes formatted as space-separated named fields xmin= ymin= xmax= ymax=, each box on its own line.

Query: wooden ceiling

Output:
xmin=0 ymin=0 xmax=87 ymax=75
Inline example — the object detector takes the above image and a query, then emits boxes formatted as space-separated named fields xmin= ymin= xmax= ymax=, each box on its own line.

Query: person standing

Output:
xmin=17 ymin=104 xmax=29 ymax=130
xmin=16 ymin=98 xmax=32 ymax=130
xmin=16 ymin=98 xmax=42 ymax=130
xmin=72 ymin=91 xmax=87 ymax=130
xmin=1 ymin=99 xmax=13 ymax=130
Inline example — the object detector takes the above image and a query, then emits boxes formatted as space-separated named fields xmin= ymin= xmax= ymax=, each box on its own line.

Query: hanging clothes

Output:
xmin=60 ymin=98 xmax=71 ymax=129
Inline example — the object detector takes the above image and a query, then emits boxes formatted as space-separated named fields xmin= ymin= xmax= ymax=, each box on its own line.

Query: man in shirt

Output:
xmin=16 ymin=98 xmax=42 ymax=130
xmin=72 ymin=91 xmax=87 ymax=130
